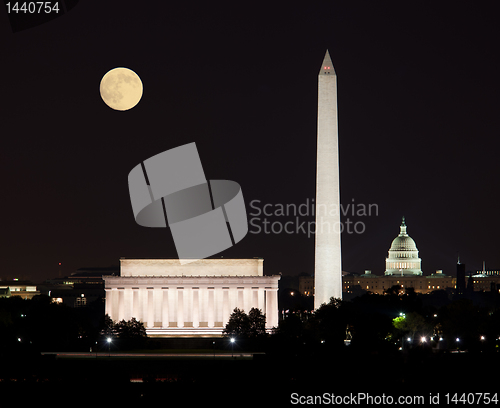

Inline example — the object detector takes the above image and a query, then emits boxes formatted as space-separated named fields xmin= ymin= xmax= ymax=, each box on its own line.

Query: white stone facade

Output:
xmin=385 ymin=218 xmax=423 ymax=276
xmin=103 ymin=259 xmax=280 ymax=337
xmin=314 ymin=50 xmax=343 ymax=308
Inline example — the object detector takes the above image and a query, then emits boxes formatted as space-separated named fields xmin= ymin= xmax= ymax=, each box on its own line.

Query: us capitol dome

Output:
xmin=384 ymin=217 xmax=423 ymax=276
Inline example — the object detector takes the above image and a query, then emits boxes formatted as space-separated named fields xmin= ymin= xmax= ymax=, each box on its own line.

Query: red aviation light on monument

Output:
xmin=320 ymin=52 xmax=335 ymax=76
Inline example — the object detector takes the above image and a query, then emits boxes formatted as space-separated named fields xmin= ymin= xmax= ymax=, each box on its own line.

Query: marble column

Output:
xmin=177 ymin=288 xmax=184 ymax=328
xmin=162 ymin=288 xmax=169 ymax=328
xmin=207 ymin=287 xmax=215 ymax=328
xmin=154 ymin=287 xmax=162 ymax=327
xmin=118 ymin=289 xmax=124 ymax=321
xmin=139 ymin=287 xmax=147 ymax=324
xmin=222 ymin=288 xmax=229 ymax=326
xmin=192 ymin=288 xmax=199 ymax=328
xmin=237 ymin=288 xmax=244 ymax=310
xmin=104 ymin=289 xmax=112 ymax=317
xmin=147 ymin=288 xmax=154 ymax=328
xmin=257 ymin=288 xmax=265 ymax=313
xmin=132 ymin=288 xmax=139 ymax=320
xmin=252 ymin=288 xmax=259 ymax=310
xmin=124 ymin=288 xmax=133 ymax=321
xmin=265 ymin=288 xmax=278 ymax=328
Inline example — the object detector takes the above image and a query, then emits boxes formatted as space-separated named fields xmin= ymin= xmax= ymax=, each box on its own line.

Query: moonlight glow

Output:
xmin=100 ymin=67 xmax=143 ymax=111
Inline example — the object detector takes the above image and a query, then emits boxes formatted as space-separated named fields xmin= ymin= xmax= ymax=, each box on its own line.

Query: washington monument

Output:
xmin=314 ymin=50 xmax=342 ymax=309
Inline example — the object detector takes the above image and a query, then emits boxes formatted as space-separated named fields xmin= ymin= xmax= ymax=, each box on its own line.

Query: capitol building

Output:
xmin=298 ymin=218 xmax=455 ymax=297
xmin=343 ymin=217 xmax=451 ymax=295
xmin=384 ymin=217 xmax=422 ymax=276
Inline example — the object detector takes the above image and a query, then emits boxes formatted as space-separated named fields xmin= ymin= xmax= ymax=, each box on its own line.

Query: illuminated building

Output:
xmin=0 ymin=280 xmax=39 ymax=299
xmin=314 ymin=50 xmax=343 ymax=308
xmin=384 ymin=217 xmax=422 ymax=276
xmin=103 ymin=258 xmax=280 ymax=337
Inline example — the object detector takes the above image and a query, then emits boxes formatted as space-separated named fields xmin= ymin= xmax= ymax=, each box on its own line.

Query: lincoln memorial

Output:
xmin=103 ymin=258 xmax=280 ymax=337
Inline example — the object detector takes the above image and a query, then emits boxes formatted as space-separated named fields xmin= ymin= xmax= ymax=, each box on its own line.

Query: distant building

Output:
xmin=343 ymin=271 xmax=454 ymax=295
xmin=299 ymin=274 xmax=314 ymax=297
xmin=0 ymin=287 xmax=11 ymax=298
xmin=468 ymin=275 xmax=500 ymax=293
xmin=299 ymin=271 xmax=456 ymax=298
xmin=299 ymin=223 xmax=500 ymax=299
xmin=300 ymin=218 xmax=457 ymax=299
xmin=41 ymin=267 xmax=113 ymax=307
xmin=0 ymin=280 xmax=39 ymax=299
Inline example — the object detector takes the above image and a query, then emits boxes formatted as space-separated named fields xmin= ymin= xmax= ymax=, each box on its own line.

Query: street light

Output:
xmin=107 ymin=337 xmax=112 ymax=357
xmin=230 ymin=337 xmax=235 ymax=358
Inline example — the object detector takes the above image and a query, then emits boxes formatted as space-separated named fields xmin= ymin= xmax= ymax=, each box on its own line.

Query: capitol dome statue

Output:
xmin=384 ymin=217 xmax=423 ymax=276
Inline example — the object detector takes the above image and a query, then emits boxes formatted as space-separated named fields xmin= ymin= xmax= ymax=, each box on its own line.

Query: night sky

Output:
xmin=1 ymin=1 xmax=499 ymax=282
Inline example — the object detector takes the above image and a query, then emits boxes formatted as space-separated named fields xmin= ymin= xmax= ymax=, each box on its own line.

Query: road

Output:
xmin=41 ymin=351 xmax=259 ymax=359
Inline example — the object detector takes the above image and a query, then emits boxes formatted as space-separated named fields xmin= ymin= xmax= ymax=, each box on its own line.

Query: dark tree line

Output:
xmin=101 ymin=314 xmax=147 ymax=348
xmin=271 ymin=287 xmax=500 ymax=356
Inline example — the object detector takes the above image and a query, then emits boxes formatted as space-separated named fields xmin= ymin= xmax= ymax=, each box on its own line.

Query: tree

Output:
xmin=100 ymin=314 xmax=116 ymax=337
xmin=223 ymin=308 xmax=250 ymax=337
xmin=100 ymin=315 xmax=147 ymax=349
xmin=114 ymin=317 xmax=147 ymax=339
xmin=248 ymin=308 xmax=266 ymax=338
xmin=392 ymin=312 xmax=427 ymax=343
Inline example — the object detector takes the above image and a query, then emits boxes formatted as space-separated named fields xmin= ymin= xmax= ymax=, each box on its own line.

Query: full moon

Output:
xmin=100 ymin=67 xmax=143 ymax=111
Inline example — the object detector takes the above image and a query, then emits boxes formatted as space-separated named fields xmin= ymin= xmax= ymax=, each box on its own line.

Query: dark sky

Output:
xmin=1 ymin=1 xmax=499 ymax=282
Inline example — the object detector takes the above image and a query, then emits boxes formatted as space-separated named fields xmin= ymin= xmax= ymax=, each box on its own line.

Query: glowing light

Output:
xmin=230 ymin=338 xmax=235 ymax=343
xmin=421 ymin=336 xmax=426 ymax=343
xmin=107 ymin=337 xmax=112 ymax=343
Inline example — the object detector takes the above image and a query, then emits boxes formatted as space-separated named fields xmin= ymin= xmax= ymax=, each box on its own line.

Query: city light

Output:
xmin=421 ymin=336 xmax=426 ymax=343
